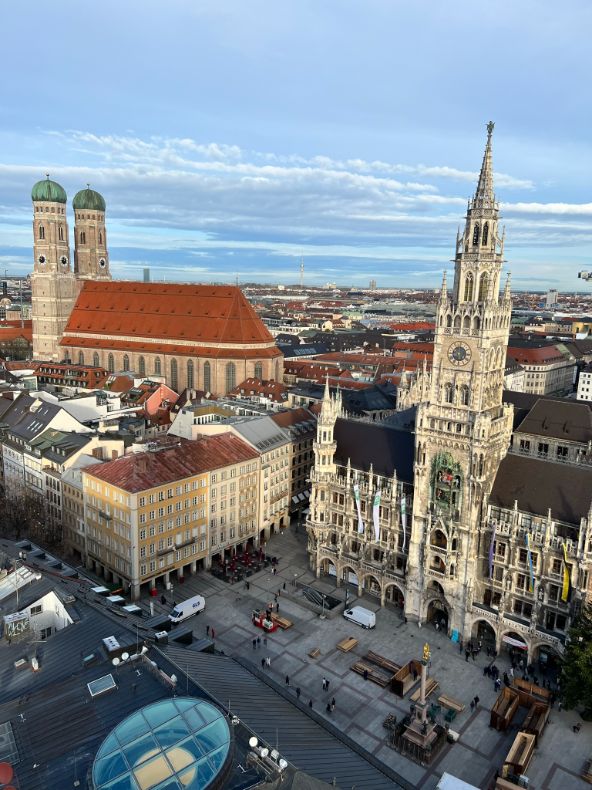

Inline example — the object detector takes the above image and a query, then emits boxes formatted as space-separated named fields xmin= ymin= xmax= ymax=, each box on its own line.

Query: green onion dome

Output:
xmin=73 ymin=186 xmax=106 ymax=212
xmin=31 ymin=176 xmax=67 ymax=204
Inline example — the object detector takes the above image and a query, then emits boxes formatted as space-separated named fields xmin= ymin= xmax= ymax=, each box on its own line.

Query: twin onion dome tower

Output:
xmin=31 ymin=176 xmax=111 ymax=360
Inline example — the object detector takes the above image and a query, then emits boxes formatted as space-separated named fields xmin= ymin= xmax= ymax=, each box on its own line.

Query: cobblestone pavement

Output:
xmin=137 ymin=525 xmax=590 ymax=788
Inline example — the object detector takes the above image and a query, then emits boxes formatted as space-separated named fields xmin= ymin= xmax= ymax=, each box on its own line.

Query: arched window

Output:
xmin=187 ymin=360 xmax=194 ymax=390
xmin=225 ymin=362 xmax=236 ymax=392
xmin=453 ymin=314 xmax=461 ymax=330
xmin=154 ymin=357 xmax=161 ymax=375
xmin=444 ymin=383 xmax=453 ymax=404
xmin=58 ymin=226 xmax=64 ymax=241
xmin=463 ymin=273 xmax=474 ymax=302
xmin=107 ymin=353 xmax=114 ymax=373
xmin=254 ymin=362 xmax=263 ymax=380
xmin=78 ymin=351 xmax=84 ymax=365
xmin=472 ymin=223 xmax=480 ymax=246
xmin=93 ymin=352 xmax=100 ymax=367
xmin=99 ymin=231 xmax=103 ymax=245
xmin=446 ymin=314 xmax=452 ymax=328
xmin=462 ymin=315 xmax=470 ymax=331
xmin=80 ymin=231 xmax=86 ymax=244
xmin=123 ymin=354 xmax=130 ymax=371
xmin=461 ymin=385 xmax=470 ymax=406
xmin=39 ymin=225 xmax=45 ymax=240
xmin=478 ymin=273 xmax=489 ymax=301
xmin=482 ymin=222 xmax=489 ymax=246
xmin=138 ymin=356 xmax=146 ymax=377
xmin=170 ymin=358 xmax=178 ymax=391
xmin=203 ymin=361 xmax=211 ymax=392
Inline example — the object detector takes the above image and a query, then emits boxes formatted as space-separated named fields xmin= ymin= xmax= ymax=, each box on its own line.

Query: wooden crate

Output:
xmin=337 ymin=637 xmax=358 ymax=652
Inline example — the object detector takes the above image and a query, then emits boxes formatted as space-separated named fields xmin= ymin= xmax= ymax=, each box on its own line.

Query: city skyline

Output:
xmin=1 ymin=1 xmax=591 ymax=289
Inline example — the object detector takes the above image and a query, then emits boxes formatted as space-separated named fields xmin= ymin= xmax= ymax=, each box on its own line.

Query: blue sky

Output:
xmin=1 ymin=0 xmax=591 ymax=290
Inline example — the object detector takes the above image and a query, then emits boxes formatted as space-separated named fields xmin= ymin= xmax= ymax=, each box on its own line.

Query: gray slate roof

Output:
xmin=490 ymin=454 xmax=592 ymax=524
xmin=514 ymin=398 xmax=592 ymax=443
xmin=334 ymin=418 xmax=415 ymax=482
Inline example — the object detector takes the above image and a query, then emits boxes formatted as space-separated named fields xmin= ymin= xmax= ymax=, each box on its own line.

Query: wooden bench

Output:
xmin=270 ymin=613 xmax=293 ymax=629
xmin=438 ymin=694 xmax=465 ymax=713
xmin=308 ymin=647 xmax=321 ymax=659
xmin=350 ymin=661 xmax=391 ymax=687
xmin=410 ymin=678 xmax=439 ymax=702
xmin=337 ymin=636 xmax=358 ymax=652
xmin=365 ymin=651 xmax=401 ymax=674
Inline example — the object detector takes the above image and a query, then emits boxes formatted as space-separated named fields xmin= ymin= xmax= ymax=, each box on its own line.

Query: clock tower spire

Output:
xmin=405 ymin=123 xmax=513 ymax=639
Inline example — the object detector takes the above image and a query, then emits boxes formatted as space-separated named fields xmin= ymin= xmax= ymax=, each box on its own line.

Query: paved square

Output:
xmin=140 ymin=525 xmax=591 ymax=788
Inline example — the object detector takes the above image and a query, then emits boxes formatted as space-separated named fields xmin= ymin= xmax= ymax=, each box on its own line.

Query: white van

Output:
xmin=168 ymin=595 xmax=205 ymax=624
xmin=343 ymin=606 xmax=376 ymax=629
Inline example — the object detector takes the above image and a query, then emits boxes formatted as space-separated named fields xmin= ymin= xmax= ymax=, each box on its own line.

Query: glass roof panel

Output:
xmin=116 ymin=712 xmax=149 ymax=746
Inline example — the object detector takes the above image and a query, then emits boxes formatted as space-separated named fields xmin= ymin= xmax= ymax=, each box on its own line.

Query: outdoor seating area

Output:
xmin=211 ymin=550 xmax=278 ymax=583
xmin=496 ymin=730 xmax=536 ymax=786
xmin=364 ymin=651 xmax=401 ymax=675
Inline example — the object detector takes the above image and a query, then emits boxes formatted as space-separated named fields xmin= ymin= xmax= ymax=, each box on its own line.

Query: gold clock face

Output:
xmin=448 ymin=342 xmax=471 ymax=366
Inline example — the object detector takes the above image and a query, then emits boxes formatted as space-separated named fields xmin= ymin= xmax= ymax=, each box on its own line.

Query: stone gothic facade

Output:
xmin=306 ymin=125 xmax=592 ymax=666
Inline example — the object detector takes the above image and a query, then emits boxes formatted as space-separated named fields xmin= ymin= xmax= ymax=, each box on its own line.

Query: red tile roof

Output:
xmin=85 ymin=433 xmax=259 ymax=493
xmin=0 ymin=326 xmax=33 ymax=342
xmin=507 ymin=345 xmax=568 ymax=366
xmin=62 ymin=281 xmax=279 ymax=352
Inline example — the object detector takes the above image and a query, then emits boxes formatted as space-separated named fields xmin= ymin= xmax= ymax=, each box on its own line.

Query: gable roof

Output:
xmin=334 ymin=418 xmax=414 ymax=482
xmin=515 ymin=398 xmax=592 ymax=443
xmin=85 ymin=433 xmax=259 ymax=492
xmin=62 ymin=281 xmax=277 ymax=349
xmin=490 ymin=454 xmax=592 ymax=524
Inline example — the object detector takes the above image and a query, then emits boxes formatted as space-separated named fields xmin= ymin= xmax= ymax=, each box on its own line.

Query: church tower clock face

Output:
xmin=448 ymin=342 xmax=471 ymax=366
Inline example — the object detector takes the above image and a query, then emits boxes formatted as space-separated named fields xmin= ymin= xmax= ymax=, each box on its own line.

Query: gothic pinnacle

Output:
xmin=474 ymin=121 xmax=495 ymax=208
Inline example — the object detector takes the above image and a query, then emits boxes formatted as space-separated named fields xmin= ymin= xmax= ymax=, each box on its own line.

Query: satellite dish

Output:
xmin=121 ymin=652 xmax=129 ymax=662
xmin=279 ymin=759 xmax=288 ymax=770
xmin=112 ymin=657 xmax=120 ymax=666
xmin=260 ymin=748 xmax=269 ymax=758
xmin=141 ymin=645 xmax=149 ymax=655
xmin=170 ymin=674 xmax=177 ymax=684
xmin=249 ymin=736 xmax=258 ymax=748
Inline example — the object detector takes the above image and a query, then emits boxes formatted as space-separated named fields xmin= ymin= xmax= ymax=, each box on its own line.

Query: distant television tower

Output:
xmin=299 ymin=257 xmax=305 ymax=289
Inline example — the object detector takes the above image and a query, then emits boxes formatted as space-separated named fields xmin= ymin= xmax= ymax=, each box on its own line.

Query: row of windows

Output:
xmin=35 ymin=206 xmax=65 ymax=214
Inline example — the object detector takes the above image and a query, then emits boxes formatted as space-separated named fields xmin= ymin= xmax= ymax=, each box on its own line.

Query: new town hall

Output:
xmin=307 ymin=125 xmax=592 ymax=668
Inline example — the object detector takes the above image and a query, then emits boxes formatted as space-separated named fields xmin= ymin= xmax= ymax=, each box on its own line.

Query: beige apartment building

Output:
xmin=82 ymin=434 xmax=259 ymax=599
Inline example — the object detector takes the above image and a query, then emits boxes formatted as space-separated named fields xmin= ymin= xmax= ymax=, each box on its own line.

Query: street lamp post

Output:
xmin=320 ymin=593 xmax=326 ymax=620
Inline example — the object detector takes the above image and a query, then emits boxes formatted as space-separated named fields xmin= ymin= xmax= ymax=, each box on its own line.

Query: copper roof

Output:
xmin=85 ymin=434 xmax=259 ymax=492
xmin=63 ymin=281 xmax=277 ymax=348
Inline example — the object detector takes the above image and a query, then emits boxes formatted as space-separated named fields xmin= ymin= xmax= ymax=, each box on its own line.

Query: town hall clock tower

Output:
xmin=406 ymin=123 xmax=514 ymax=638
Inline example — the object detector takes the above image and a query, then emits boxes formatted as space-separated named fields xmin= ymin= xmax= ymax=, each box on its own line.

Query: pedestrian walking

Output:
xmin=322 ymin=677 xmax=327 ymax=691
xmin=283 ymin=582 xmax=286 ymax=590
xmin=459 ymin=641 xmax=463 ymax=654
xmin=285 ymin=675 xmax=290 ymax=686
xmin=206 ymin=624 xmax=210 ymax=637
xmin=558 ymin=700 xmax=562 ymax=712
xmin=326 ymin=702 xmax=331 ymax=714
xmin=252 ymin=638 xmax=257 ymax=649
xmin=266 ymin=657 xmax=271 ymax=668
xmin=296 ymin=687 xmax=301 ymax=699
xmin=257 ymin=636 xmax=261 ymax=647
xmin=326 ymin=678 xmax=330 ymax=691
xmin=494 ymin=678 xmax=501 ymax=692
xmin=474 ymin=696 xmax=480 ymax=707
xmin=276 ymin=602 xmax=280 ymax=612
xmin=509 ymin=667 xmax=514 ymax=679
xmin=363 ymin=669 xmax=369 ymax=681
xmin=211 ymin=628 xmax=215 ymax=639
xmin=465 ymin=650 xmax=470 ymax=662
xmin=261 ymin=658 xmax=266 ymax=669
xmin=274 ymin=594 xmax=278 ymax=603
xmin=331 ymin=697 xmax=335 ymax=711
xmin=573 ymin=723 xmax=581 ymax=734
xmin=309 ymin=699 xmax=313 ymax=709
xmin=470 ymin=699 xmax=475 ymax=711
